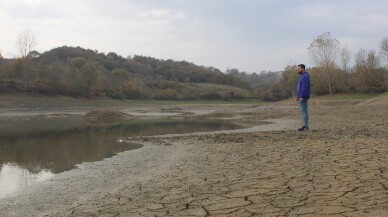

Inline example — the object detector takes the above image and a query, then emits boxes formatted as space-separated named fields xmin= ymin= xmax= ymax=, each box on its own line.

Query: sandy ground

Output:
xmin=0 ymin=96 xmax=387 ymax=216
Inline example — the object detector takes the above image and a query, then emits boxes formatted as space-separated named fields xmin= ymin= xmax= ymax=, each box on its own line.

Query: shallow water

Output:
xmin=0 ymin=119 xmax=244 ymax=198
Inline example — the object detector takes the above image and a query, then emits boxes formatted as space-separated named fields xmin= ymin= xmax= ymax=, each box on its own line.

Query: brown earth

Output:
xmin=84 ymin=110 xmax=135 ymax=123
xmin=0 ymin=96 xmax=387 ymax=216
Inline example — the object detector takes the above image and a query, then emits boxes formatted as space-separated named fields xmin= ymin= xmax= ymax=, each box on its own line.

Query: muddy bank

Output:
xmin=0 ymin=96 xmax=387 ymax=216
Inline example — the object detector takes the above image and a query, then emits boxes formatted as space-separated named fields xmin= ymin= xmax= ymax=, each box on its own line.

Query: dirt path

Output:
xmin=0 ymin=96 xmax=387 ymax=216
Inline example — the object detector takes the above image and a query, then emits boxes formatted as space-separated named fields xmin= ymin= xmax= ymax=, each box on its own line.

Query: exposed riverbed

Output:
xmin=1 ymin=95 xmax=386 ymax=216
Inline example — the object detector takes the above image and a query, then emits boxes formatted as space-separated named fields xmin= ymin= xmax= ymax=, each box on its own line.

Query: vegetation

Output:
xmin=0 ymin=46 xmax=250 ymax=100
xmin=0 ymin=31 xmax=387 ymax=101
xmin=252 ymin=32 xmax=388 ymax=101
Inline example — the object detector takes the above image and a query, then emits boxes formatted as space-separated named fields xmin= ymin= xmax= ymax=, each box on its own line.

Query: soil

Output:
xmin=0 ymin=96 xmax=387 ymax=216
xmin=84 ymin=110 xmax=135 ymax=123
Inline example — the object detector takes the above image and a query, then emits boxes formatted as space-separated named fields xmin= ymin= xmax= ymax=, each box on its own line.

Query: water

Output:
xmin=0 ymin=163 xmax=53 ymax=197
xmin=0 ymin=119 xmax=244 ymax=198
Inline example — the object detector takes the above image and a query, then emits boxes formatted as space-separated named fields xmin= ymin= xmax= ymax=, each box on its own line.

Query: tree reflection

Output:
xmin=0 ymin=120 xmax=242 ymax=198
xmin=0 ymin=120 xmax=240 ymax=174
xmin=0 ymin=163 xmax=54 ymax=198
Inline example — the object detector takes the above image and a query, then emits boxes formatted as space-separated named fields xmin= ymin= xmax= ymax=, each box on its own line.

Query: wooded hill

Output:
xmin=1 ymin=32 xmax=388 ymax=101
xmin=0 ymin=46 xmax=253 ymax=100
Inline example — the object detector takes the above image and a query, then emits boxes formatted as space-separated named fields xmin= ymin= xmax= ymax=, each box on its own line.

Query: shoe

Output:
xmin=298 ymin=126 xmax=309 ymax=131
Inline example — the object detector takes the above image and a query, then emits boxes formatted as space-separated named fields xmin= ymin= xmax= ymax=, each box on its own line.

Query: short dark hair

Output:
xmin=298 ymin=64 xmax=306 ymax=69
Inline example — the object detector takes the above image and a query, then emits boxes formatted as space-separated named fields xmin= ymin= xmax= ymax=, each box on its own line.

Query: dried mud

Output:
xmin=0 ymin=97 xmax=387 ymax=216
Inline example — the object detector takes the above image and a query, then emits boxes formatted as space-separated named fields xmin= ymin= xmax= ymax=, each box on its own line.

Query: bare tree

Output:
xmin=16 ymin=29 xmax=37 ymax=91
xmin=17 ymin=30 xmax=37 ymax=58
xmin=355 ymin=48 xmax=366 ymax=62
xmin=366 ymin=50 xmax=380 ymax=69
xmin=308 ymin=32 xmax=340 ymax=68
xmin=380 ymin=37 xmax=388 ymax=65
xmin=355 ymin=49 xmax=380 ymax=70
xmin=340 ymin=46 xmax=352 ymax=73
xmin=354 ymin=49 xmax=383 ymax=92
xmin=308 ymin=32 xmax=341 ymax=95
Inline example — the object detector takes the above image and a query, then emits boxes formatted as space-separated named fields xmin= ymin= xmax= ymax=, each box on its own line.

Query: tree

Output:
xmin=28 ymin=50 xmax=41 ymax=59
xmin=112 ymin=68 xmax=129 ymax=80
xmin=340 ymin=46 xmax=352 ymax=73
xmin=354 ymin=49 xmax=385 ymax=92
xmin=17 ymin=30 xmax=37 ymax=58
xmin=107 ymin=52 xmax=119 ymax=60
xmin=278 ymin=65 xmax=298 ymax=98
xmin=380 ymin=37 xmax=388 ymax=65
xmin=80 ymin=63 xmax=98 ymax=97
xmin=70 ymin=57 xmax=87 ymax=68
xmin=308 ymin=32 xmax=341 ymax=95
xmin=16 ymin=29 xmax=37 ymax=91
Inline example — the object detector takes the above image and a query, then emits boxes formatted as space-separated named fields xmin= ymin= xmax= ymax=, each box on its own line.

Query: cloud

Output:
xmin=0 ymin=0 xmax=387 ymax=72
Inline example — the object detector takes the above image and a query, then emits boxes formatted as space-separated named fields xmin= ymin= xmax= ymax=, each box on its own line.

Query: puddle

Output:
xmin=0 ymin=163 xmax=54 ymax=197
xmin=0 ymin=119 xmax=245 ymax=198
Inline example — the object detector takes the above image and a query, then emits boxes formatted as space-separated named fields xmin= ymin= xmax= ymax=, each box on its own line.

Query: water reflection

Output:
xmin=0 ymin=120 xmax=244 ymax=198
xmin=0 ymin=163 xmax=54 ymax=197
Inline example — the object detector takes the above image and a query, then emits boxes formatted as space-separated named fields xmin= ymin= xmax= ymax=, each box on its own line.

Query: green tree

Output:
xmin=80 ymin=63 xmax=98 ymax=96
xmin=70 ymin=57 xmax=87 ymax=68
xmin=112 ymin=68 xmax=129 ymax=80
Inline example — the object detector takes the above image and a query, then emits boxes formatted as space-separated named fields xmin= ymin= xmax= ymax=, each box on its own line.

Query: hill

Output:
xmin=0 ymin=46 xmax=251 ymax=100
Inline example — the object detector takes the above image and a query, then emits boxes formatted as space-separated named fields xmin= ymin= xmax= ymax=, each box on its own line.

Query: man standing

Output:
xmin=296 ymin=64 xmax=310 ymax=131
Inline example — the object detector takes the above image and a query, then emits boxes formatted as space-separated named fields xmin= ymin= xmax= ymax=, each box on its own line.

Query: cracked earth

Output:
xmin=1 ymin=96 xmax=387 ymax=216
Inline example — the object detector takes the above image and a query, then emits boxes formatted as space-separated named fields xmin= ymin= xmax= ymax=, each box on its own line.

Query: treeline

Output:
xmin=1 ymin=31 xmax=387 ymax=101
xmin=226 ymin=69 xmax=282 ymax=100
xmin=0 ymin=46 xmax=251 ymax=100
xmin=229 ymin=33 xmax=388 ymax=101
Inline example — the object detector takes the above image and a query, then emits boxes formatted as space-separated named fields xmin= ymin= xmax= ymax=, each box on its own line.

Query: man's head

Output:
xmin=297 ymin=64 xmax=305 ymax=74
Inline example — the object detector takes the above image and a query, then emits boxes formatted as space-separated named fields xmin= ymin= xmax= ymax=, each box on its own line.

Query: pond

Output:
xmin=0 ymin=119 xmax=245 ymax=198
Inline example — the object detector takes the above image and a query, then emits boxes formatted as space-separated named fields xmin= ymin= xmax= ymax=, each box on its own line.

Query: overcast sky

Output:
xmin=0 ymin=0 xmax=387 ymax=72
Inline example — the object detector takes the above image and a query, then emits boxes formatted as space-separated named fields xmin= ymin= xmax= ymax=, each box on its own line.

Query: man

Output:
xmin=296 ymin=64 xmax=310 ymax=131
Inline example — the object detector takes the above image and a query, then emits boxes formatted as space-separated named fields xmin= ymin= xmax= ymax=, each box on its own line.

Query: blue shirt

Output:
xmin=296 ymin=71 xmax=310 ymax=99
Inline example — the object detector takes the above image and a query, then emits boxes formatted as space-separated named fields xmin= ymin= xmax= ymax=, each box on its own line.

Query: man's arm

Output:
xmin=300 ymin=76 xmax=308 ymax=99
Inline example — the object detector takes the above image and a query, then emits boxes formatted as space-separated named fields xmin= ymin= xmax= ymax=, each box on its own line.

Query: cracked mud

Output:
xmin=0 ymin=96 xmax=387 ymax=216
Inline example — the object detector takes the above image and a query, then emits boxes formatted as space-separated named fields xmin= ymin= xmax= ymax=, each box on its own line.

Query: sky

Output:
xmin=0 ymin=0 xmax=387 ymax=73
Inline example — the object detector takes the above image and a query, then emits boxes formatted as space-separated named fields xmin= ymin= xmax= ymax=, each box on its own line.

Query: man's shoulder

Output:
xmin=303 ymin=72 xmax=310 ymax=78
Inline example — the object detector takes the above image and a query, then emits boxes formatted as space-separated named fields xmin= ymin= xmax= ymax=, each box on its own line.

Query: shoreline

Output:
xmin=0 ymin=95 xmax=387 ymax=216
xmin=0 ymin=119 xmax=294 ymax=216
xmin=0 ymin=138 xmax=188 ymax=216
